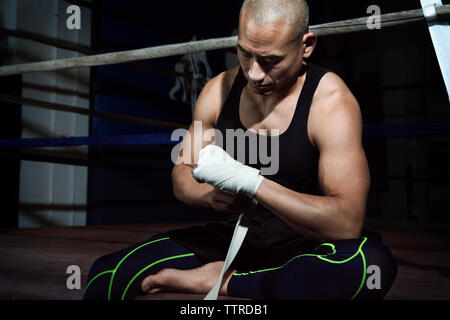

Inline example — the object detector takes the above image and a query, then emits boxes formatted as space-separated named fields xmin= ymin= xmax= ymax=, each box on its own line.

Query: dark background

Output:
xmin=1 ymin=0 xmax=449 ymax=227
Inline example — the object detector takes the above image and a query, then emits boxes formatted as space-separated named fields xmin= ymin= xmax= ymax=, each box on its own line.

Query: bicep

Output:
xmin=315 ymin=94 xmax=370 ymax=217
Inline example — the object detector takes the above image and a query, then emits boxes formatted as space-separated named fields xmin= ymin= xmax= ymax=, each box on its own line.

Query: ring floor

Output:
xmin=0 ymin=220 xmax=449 ymax=300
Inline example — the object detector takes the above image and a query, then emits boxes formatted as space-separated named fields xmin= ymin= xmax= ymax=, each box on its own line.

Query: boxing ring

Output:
xmin=1 ymin=1 xmax=450 ymax=300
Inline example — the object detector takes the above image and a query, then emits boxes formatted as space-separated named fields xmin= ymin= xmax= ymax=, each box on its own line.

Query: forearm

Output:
xmin=172 ymin=164 xmax=214 ymax=208
xmin=254 ymin=178 xmax=363 ymax=241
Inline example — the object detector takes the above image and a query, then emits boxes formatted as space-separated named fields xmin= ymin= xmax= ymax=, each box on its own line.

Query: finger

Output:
xmin=211 ymin=201 xmax=231 ymax=213
xmin=147 ymin=287 xmax=162 ymax=294
xmin=227 ymin=204 xmax=246 ymax=213
xmin=216 ymin=188 xmax=235 ymax=196
xmin=215 ymin=190 xmax=252 ymax=211
xmin=212 ymin=200 xmax=242 ymax=214
xmin=234 ymin=196 xmax=253 ymax=207
xmin=141 ymin=274 xmax=155 ymax=292
xmin=213 ymin=189 xmax=237 ymax=204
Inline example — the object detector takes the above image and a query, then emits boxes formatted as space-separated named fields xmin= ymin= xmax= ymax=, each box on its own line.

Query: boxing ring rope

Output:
xmin=0 ymin=36 xmax=237 ymax=77
xmin=0 ymin=27 xmax=194 ymax=80
xmin=2 ymin=123 xmax=450 ymax=154
xmin=0 ymin=93 xmax=188 ymax=130
xmin=310 ymin=4 xmax=450 ymax=36
xmin=1 ymin=5 xmax=449 ymax=77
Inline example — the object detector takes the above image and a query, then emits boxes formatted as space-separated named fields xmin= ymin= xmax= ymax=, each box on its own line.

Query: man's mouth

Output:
xmin=250 ymin=82 xmax=271 ymax=90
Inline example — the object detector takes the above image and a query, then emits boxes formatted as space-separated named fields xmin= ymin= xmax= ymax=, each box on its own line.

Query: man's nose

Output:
xmin=248 ymin=61 xmax=266 ymax=83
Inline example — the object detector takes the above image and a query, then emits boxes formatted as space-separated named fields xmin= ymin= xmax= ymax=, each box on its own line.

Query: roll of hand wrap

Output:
xmin=192 ymin=144 xmax=264 ymax=300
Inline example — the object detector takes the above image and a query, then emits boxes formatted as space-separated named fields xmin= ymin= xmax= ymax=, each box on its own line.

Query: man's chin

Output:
xmin=249 ymin=84 xmax=274 ymax=95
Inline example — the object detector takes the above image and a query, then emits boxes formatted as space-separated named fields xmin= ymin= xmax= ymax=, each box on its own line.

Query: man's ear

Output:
xmin=302 ymin=32 xmax=317 ymax=58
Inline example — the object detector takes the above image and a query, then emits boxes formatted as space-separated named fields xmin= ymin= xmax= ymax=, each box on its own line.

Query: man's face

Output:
xmin=237 ymin=14 xmax=305 ymax=96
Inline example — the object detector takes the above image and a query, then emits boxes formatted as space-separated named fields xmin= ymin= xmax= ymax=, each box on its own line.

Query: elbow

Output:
xmin=328 ymin=196 xmax=365 ymax=240
xmin=171 ymin=164 xmax=205 ymax=207
xmin=318 ymin=225 xmax=361 ymax=242
xmin=335 ymin=223 xmax=363 ymax=240
xmin=333 ymin=213 xmax=364 ymax=240
xmin=294 ymin=196 xmax=366 ymax=242
xmin=172 ymin=185 xmax=183 ymax=203
xmin=320 ymin=207 xmax=365 ymax=241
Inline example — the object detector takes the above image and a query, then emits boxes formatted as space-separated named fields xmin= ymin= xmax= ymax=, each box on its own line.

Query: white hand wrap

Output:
xmin=193 ymin=144 xmax=264 ymax=199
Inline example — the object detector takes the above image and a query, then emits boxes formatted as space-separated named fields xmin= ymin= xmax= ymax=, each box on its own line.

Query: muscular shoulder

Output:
xmin=308 ymin=72 xmax=362 ymax=150
xmin=193 ymin=66 xmax=240 ymax=127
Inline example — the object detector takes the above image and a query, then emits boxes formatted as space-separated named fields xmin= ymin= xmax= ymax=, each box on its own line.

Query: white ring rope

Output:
xmin=1 ymin=5 xmax=449 ymax=77
xmin=0 ymin=36 xmax=237 ymax=76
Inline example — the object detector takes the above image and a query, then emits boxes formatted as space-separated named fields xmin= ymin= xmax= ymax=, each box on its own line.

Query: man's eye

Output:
xmin=260 ymin=59 xmax=280 ymax=67
xmin=266 ymin=58 xmax=281 ymax=65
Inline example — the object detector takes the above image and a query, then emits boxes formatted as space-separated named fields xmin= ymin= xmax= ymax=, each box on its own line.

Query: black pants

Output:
xmin=83 ymin=233 xmax=397 ymax=300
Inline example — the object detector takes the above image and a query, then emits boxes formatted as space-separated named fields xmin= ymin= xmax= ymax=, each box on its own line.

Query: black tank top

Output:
xmin=215 ymin=63 xmax=331 ymax=240
xmin=216 ymin=63 xmax=329 ymax=195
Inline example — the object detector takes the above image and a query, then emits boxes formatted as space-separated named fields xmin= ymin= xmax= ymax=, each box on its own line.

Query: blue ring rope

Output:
xmin=363 ymin=122 xmax=450 ymax=139
xmin=0 ymin=133 xmax=181 ymax=149
xmin=1 ymin=122 xmax=450 ymax=149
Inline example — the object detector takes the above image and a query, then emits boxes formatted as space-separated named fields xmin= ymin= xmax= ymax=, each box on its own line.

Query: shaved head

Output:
xmin=239 ymin=0 xmax=309 ymax=39
xmin=236 ymin=0 xmax=315 ymax=96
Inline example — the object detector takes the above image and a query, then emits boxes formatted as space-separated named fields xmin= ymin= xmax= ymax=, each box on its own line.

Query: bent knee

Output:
xmin=87 ymin=253 xmax=118 ymax=279
xmin=359 ymin=238 xmax=398 ymax=299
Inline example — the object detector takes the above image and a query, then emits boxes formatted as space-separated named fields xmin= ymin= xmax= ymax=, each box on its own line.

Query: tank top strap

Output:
xmin=216 ymin=68 xmax=247 ymax=130
xmin=293 ymin=63 xmax=333 ymax=128
xmin=217 ymin=63 xmax=333 ymax=133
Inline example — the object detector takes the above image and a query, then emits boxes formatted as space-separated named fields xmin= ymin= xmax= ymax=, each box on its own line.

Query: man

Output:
xmin=83 ymin=0 xmax=397 ymax=300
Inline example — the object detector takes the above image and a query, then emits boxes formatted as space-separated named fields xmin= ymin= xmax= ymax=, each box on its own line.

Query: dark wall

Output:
xmin=0 ymin=74 xmax=22 ymax=228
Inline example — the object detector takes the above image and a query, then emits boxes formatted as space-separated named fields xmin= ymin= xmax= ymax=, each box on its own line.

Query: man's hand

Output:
xmin=192 ymin=144 xmax=264 ymax=199
xmin=208 ymin=188 xmax=253 ymax=214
